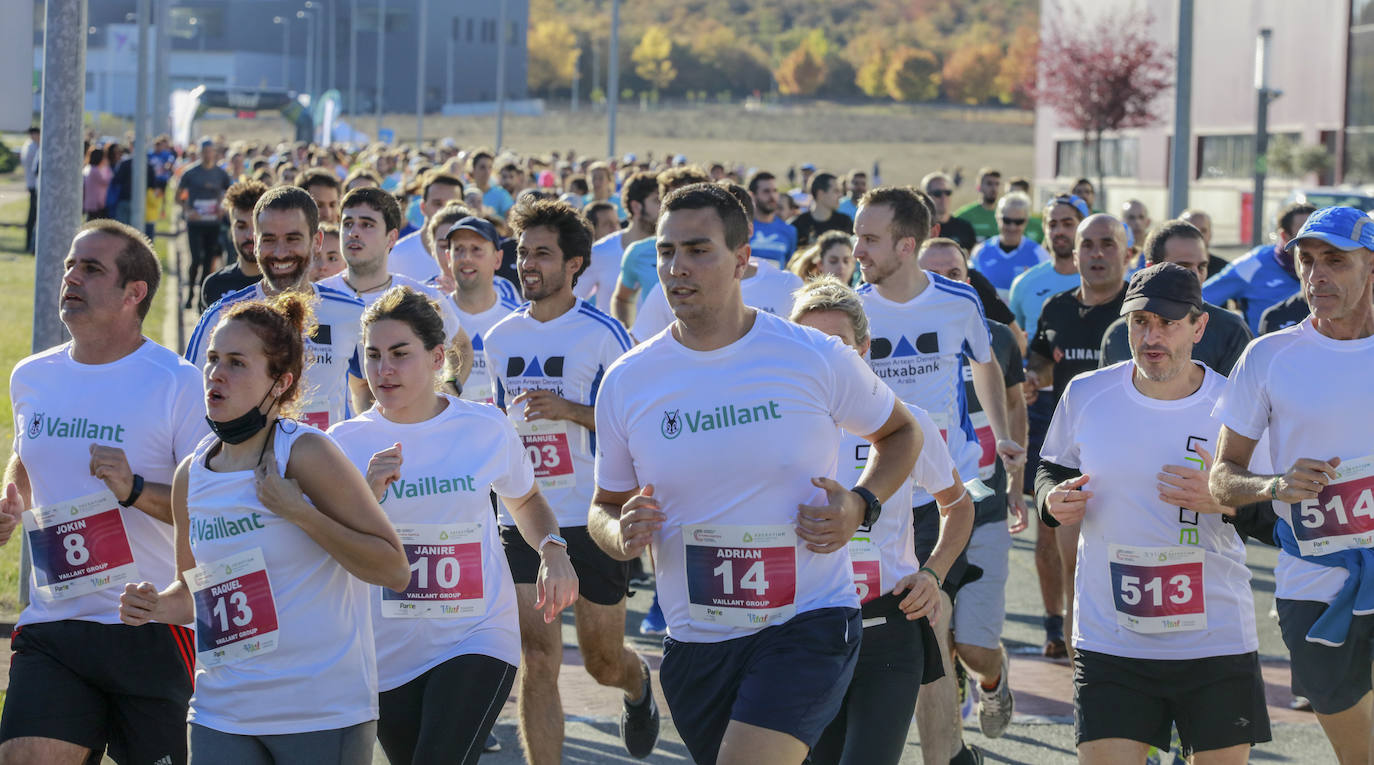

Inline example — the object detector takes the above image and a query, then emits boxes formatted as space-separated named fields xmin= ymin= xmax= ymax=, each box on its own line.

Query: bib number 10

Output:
xmin=410 ymin=555 xmax=462 ymax=590
xmin=713 ymin=559 xmax=769 ymax=596
xmin=1118 ymin=573 xmax=1192 ymax=608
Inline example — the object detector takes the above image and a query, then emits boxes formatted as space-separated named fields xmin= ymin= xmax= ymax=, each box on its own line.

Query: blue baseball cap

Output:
xmin=1283 ymin=206 xmax=1374 ymax=253
xmin=442 ymin=216 xmax=500 ymax=247
xmin=1045 ymin=193 xmax=1091 ymax=219
xmin=801 ymin=162 xmax=817 ymax=172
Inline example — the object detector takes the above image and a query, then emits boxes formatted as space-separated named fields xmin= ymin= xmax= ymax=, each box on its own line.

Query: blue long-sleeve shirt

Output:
xmin=1201 ymin=244 xmax=1299 ymax=334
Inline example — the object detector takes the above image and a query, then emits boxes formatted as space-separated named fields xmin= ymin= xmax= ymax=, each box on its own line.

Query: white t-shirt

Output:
xmin=595 ymin=311 xmax=896 ymax=642
xmin=10 ymin=340 xmax=207 ymax=627
xmin=836 ymin=405 xmax=957 ymax=606
xmin=632 ymin=260 xmax=804 ymax=340
xmin=185 ymin=423 xmax=377 ymax=735
xmin=1214 ymin=318 xmax=1374 ymax=603
xmin=1042 ymin=361 xmax=1258 ymax=660
xmin=452 ymin=282 xmax=524 ymax=405
xmin=858 ymin=274 xmax=992 ymax=482
xmin=188 ymin=283 xmax=365 ymax=431
xmin=576 ymin=230 xmax=626 ymax=310
xmin=329 ymin=396 xmax=532 ymax=690
xmin=388 ymin=229 xmax=442 ymax=284
xmin=317 ymin=272 xmax=463 ymax=347
xmin=484 ymin=299 xmax=633 ymax=526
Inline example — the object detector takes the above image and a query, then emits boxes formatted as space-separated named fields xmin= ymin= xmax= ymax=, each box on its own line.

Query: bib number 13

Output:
xmin=713 ymin=559 xmax=769 ymax=596
xmin=210 ymin=590 xmax=253 ymax=632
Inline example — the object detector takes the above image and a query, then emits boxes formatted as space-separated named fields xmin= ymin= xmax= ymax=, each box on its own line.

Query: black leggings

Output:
xmin=186 ymin=222 xmax=222 ymax=292
xmin=377 ymin=653 xmax=516 ymax=765
xmin=811 ymin=615 xmax=935 ymax=765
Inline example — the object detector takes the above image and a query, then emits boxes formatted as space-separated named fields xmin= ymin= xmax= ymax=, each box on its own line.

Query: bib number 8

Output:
xmin=63 ymin=533 xmax=89 ymax=566
xmin=211 ymin=590 xmax=253 ymax=632
xmin=526 ymin=445 xmax=561 ymax=471
xmin=712 ymin=559 xmax=769 ymax=596
xmin=1119 ymin=573 xmax=1193 ymax=607
xmin=411 ymin=556 xmax=461 ymax=590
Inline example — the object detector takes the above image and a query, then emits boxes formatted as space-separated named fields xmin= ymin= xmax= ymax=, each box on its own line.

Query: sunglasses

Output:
xmin=1001 ymin=217 xmax=1027 ymax=226
xmin=927 ymin=190 xmax=953 ymax=198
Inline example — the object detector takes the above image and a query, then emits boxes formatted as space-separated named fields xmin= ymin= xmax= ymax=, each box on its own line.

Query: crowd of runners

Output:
xmin=4 ymin=132 xmax=1374 ymax=765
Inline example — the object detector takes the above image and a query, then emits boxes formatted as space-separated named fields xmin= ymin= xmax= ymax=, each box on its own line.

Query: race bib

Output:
xmin=299 ymin=411 xmax=330 ymax=430
xmin=515 ymin=419 xmax=575 ymax=490
xmin=1289 ymin=454 xmax=1374 ymax=557
xmin=969 ymin=410 xmax=997 ymax=479
xmin=848 ymin=535 xmax=881 ymax=604
xmin=23 ymin=490 xmax=139 ymax=601
xmin=383 ymin=523 xmax=485 ymax=618
xmin=187 ymin=547 xmax=280 ymax=667
xmin=1108 ymin=545 xmax=1205 ymax=634
xmin=192 ymin=199 xmax=220 ymax=217
xmin=684 ymin=524 xmax=797 ymax=629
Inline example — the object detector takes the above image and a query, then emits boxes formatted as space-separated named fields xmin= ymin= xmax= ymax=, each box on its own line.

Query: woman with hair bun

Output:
xmin=120 ymin=291 xmax=410 ymax=764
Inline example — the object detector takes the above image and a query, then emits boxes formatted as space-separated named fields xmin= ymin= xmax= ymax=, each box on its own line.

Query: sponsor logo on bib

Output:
xmin=25 ymin=412 xmax=126 ymax=443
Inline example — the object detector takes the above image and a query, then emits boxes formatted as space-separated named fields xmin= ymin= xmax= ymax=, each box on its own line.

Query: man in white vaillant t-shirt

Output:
xmin=589 ymin=183 xmax=921 ymax=765
xmin=1039 ymin=263 xmax=1270 ymax=764
xmin=2 ymin=220 xmax=207 ymax=765
xmin=1211 ymin=206 xmax=1374 ymax=765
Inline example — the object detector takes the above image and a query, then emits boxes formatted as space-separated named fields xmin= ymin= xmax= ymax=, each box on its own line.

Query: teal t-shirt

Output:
xmin=619 ymin=236 xmax=659 ymax=305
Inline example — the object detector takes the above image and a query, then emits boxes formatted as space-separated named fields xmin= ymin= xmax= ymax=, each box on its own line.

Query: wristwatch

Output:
xmin=119 ymin=474 xmax=145 ymax=508
xmin=538 ymin=533 xmax=568 ymax=554
xmin=851 ymin=485 xmax=882 ymax=529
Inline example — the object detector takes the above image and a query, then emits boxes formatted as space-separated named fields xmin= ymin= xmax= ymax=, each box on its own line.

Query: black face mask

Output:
xmin=206 ymin=381 xmax=279 ymax=445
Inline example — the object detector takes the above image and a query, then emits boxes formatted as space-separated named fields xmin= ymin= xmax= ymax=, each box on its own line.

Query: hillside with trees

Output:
xmin=527 ymin=0 xmax=1039 ymax=107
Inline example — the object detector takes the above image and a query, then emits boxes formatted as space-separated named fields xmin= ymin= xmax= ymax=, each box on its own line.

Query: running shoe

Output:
xmin=639 ymin=593 xmax=667 ymax=635
xmin=483 ymin=733 xmax=501 ymax=753
xmin=977 ymin=652 xmax=1014 ymax=738
xmin=621 ymin=658 xmax=660 ymax=759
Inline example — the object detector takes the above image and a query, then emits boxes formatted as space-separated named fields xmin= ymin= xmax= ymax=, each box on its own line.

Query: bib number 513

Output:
xmin=1118 ymin=573 xmax=1193 ymax=608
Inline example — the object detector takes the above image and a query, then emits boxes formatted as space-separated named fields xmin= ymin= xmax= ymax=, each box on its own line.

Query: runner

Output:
xmin=916 ymin=237 xmax=1028 ymax=746
xmin=789 ymin=276 xmax=974 ymax=765
xmin=318 ymin=187 xmax=472 ymax=403
xmin=923 ymin=172 xmax=976 ymax=253
xmin=297 ymin=167 xmax=342 ymax=225
xmin=200 ymin=179 xmax=268 ymax=311
xmin=612 ymin=166 xmax=712 ymax=326
xmin=118 ymin=291 xmax=410 ymax=763
xmin=179 ymin=139 xmax=234 ymax=309
xmin=329 ymin=286 xmax=579 ymax=765
xmin=1100 ymin=220 xmax=1253 ymax=375
xmin=442 ymin=214 xmax=523 ymax=404
xmin=747 ymin=170 xmax=799 ymax=269
xmin=953 ymin=168 xmax=1001 ymax=243
xmin=482 ymin=199 xmax=658 ymax=763
xmin=389 ymin=172 xmax=465 ymax=283
xmin=468 ymin=150 xmax=515 ymax=218
xmin=578 ymin=171 xmax=659 ymax=311
xmin=633 ymin=181 xmax=803 ymax=339
xmin=970 ymin=191 xmax=1050 ymax=301
xmin=585 ymin=201 xmax=621 ymax=241
xmin=308 ymin=222 xmax=345 ymax=282
xmin=1027 ymin=212 xmax=1131 ymax=659
xmin=1039 ymin=262 xmax=1270 ymax=763
xmin=1258 ymin=290 xmax=1311 ymax=335
xmin=187 ymin=186 xmax=368 ymax=431
xmin=1202 ymin=202 xmax=1316 ymax=334
xmin=1210 ymin=206 xmax=1374 ymax=764
xmin=1 ymin=220 xmax=205 ymax=765
xmin=1178 ymin=208 xmax=1229 ymax=279
xmin=790 ymin=172 xmax=854 ymax=248
xmin=836 ymin=170 xmax=866 ymax=219
xmin=589 ymin=182 xmax=921 ymax=765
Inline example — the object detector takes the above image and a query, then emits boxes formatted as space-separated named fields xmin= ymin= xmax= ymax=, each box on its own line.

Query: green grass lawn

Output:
xmin=0 ymin=182 xmax=176 ymax=618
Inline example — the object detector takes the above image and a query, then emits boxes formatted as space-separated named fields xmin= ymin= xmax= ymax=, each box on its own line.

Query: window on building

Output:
xmin=1054 ymin=137 xmax=1139 ymax=179
xmin=1196 ymin=133 xmax=1301 ymax=180
xmin=466 ymin=18 xmax=474 ymax=42
xmin=508 ymin=21 xmax=519 ymax=46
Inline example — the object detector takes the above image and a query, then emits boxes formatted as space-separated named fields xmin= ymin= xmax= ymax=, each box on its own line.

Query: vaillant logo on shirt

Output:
xmin=868 ymin=333 xmax=942 ymax=378
xmin=26 ymin=413 xmax=127 ymax=443
xmin=660 ymin=401 xmax=782 ymax=438
xmin=191 ymin=513 xmax=266 ymax=542
xmin=381 ymin=474 xmax=478 ymax=503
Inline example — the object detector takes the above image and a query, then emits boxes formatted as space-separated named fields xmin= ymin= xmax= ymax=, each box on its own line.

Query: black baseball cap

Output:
xmin=1120 ymin=262 xmax=1203 ymax=321
xmin=442 ymin=216 xmax=500 ymax=247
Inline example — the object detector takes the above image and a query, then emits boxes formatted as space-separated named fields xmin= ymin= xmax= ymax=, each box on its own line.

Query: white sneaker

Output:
xmin=976 ymin=652 xmax=1014 ymax=738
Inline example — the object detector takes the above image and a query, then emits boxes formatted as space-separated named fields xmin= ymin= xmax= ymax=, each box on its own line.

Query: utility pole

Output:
xmin=416 ymin=0 xmax=427 ymax=145
xmin=607 ymin=0 xmax=619 ymax=158
xmin=446 ymin=18 xmax=456 ymax=106
xmin=1167 ymin=0 xmax=1193 ymax=218
xmin=375 ymin=0 xmax=387 ymax=137
xmin=495 ymin=0 xmax=508 ymax=151
xmin=301 ymin=9 xmax=314 ymax=98
xmin=132 ymin=0 xmax=150 ymax=234
xmin=349 ymin=0 xmax=358 ymax=112
xmin=1252 ymin=28 xmax=1279 ymax=246
xmin=154 ymin=0 xmax=170 ymax=133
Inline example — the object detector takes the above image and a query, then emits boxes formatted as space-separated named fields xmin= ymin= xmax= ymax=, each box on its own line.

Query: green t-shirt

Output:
xmin=1026 ymin=214 xmax=1044 ymax=244
xmin=954 ymin=203 xmax=998 ymax=243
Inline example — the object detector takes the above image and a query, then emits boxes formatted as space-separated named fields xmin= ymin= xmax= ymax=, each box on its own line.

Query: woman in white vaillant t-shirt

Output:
xmin=119 ymin=292 xmax=411 ymax=765
xmin=330 ymin=286 xmax=578 ymax=765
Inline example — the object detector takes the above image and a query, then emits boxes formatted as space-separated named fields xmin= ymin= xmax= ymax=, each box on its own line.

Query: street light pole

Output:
xmin=132 ymin=0 xmax=150 ymax=234
xmin=495 ymin=0 xmax=507 ymax=151
xmin=375 ymin=0 xmax=387 ymax=137
xmin=1252 ymin=28 xmax=1278 ymax=246
xmin=1168 ymin=0 xmax=1193 ymax=218
xmin=607 ymin=0 xmax=619 ymax=158
xmin=416 ymin=0 xmax=426 ymax=145
xmin=299 ymin=9 xmax=313 ymax=98
xmin=275 ymin=16 xmax=289 ymax=89
xmin=349 ymin=0 xmax=358 ymax=113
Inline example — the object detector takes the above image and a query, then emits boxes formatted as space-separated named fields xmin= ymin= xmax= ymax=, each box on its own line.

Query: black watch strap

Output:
xmin=120 ymin=474 xmax=145 ymax=508
xmin=851 ymin=485 xmax=881 ymax=529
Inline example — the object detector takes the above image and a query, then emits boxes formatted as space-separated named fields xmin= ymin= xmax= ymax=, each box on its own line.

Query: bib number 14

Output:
xmin=713 ymin=558 xmax=769 ymax=596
